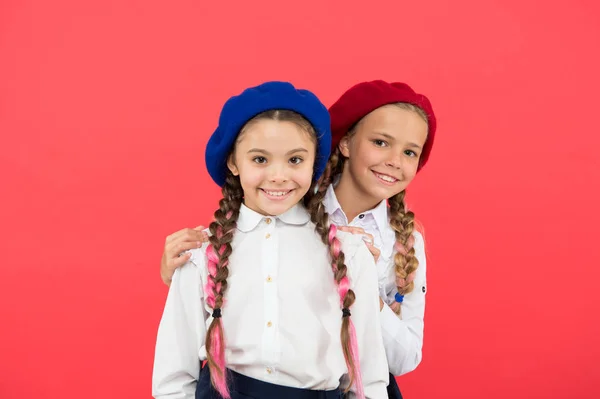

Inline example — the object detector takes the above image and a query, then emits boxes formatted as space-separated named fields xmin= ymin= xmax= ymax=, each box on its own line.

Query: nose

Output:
xmin=267 ymin=163 xmax=289 ymax=183
xmin=385 ymin=149 xmax=405 ymax=169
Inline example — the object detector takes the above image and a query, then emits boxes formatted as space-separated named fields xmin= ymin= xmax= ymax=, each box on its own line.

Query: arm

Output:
xmin=345 ymin=239 xmax=389 ymax=399
xmin=152 ymin=249 xmax=208 ymax=398
xmin=379 ymin=231 xmax=427 ymax=376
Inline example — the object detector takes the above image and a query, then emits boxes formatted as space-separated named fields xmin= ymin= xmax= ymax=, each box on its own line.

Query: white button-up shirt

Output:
xmin=152 ymin=204 xmax=389 ymax=399
xmin=324 ymin=185 xmax=427 ymax=376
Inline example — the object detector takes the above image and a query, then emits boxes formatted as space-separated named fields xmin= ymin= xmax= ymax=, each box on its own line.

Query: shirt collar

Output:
xmin=323 ymin=183 xmax=389 ymax=232
xmin=236 ymin=203 xmax=311 ymax=233
xmin=323 ymin=184 xmax=344 ymax=222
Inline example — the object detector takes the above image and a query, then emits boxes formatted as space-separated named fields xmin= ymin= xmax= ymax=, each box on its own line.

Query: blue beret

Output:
xmin=205 ymin=81 xmax=332 ymax=187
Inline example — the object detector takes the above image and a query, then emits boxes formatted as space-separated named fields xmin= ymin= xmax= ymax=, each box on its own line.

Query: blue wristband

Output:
xmin=395 ymin=293 xmax=404 ymax=303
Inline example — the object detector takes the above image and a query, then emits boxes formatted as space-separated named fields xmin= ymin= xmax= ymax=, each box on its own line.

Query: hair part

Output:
xmin=239 ymin=109 xmax=317 ymax=143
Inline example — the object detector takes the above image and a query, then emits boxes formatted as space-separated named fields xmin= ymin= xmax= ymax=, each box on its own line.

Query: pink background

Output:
xmin=1 ymin=1 xmax=599 ymax=398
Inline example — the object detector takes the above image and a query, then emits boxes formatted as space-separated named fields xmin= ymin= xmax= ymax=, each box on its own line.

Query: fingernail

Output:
xmin=362 ymin=235 xmax=373 ymax=244
xmin=197 ymin=241 xmax=202 ymax=247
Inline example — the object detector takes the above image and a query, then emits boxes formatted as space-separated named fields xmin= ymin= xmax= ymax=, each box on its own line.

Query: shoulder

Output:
xmin=182 ymin=241 xmax=211 ymax=282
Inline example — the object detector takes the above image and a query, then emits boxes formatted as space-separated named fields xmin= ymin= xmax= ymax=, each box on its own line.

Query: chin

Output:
xmin=366 ymin=187 xmax=398 ymax=203
xmin=258 ymin=199 xmax=297 ymax=216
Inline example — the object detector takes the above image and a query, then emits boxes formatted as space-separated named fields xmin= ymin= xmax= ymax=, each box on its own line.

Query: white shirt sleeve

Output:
xmin=340 ymin=233 xmax=389 ymax=399
xmin=152 ymin=250 xmax=208 ymax=398
xmin=379 ymin=231 xmax=427 ymax=376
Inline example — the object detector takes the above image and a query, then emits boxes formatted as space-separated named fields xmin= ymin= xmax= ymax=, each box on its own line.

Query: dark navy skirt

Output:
xmin=195 ymin=365 xmax=343 ymax=399
xmin=340 ymin=373 xmax=403 ymax=399
xmin=386 ymin=373 xmax=403 ymax=399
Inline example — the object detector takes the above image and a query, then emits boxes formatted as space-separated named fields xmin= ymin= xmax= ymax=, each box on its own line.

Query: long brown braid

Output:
xmin=204 ymin=109 xmax=367 ymax=398
xmin=304 ymin=177 xmax=363 ymax=395
xmin=204 ymin=172 xmax=243 ymax=398
xmin=388 ymin=190 xmax=418 ymax=296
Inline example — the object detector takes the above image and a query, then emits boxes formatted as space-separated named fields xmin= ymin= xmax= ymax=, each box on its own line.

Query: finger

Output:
xmin=166 ymin=227 xmax=206 ymax=244
xmin=365 ymin=242 xmax=381 ymax=262
xmin=373 ymin=248 xmax=381 ymax=262
xmin=190 ymin=229 xmax=209 ymax=243
xmin=167 ymin=252 xmax=192 ymax=271
xmin=168 ymin=241 xmax=204 ymax=258
xmin=338 ymin=226 xmax=365 ymax=235
xmin=360 ymin=233 xmax=375 ymax=245
xmin=166 ymin=230 xmax=207 ymax=250
xmin=337 ymin=226 xmax=374 ymax=244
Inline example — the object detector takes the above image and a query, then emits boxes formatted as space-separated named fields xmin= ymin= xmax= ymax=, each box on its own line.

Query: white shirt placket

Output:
xmin=261 ymin=217 xmax=280 ymax=380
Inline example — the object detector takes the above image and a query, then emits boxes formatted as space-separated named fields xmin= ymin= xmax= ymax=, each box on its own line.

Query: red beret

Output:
xmin=329 ymin=80 xmax=437 ymax=170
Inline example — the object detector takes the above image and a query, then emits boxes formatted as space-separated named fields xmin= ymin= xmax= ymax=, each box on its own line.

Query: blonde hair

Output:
xmin=320 ymin=102 xmax=429 ymax=313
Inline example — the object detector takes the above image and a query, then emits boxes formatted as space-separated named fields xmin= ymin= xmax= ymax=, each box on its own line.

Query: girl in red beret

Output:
xmin=321 ymin=80 xmax=436 ymax=399
xmin=160 ymin=80 xmax=436 ymax=399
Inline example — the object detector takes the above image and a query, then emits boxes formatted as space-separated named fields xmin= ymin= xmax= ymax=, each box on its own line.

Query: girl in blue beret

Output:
xmin=159 ymin=80 xmax=437 ymax=399
xmin=152 ymin=81 xmax=389 ymax=399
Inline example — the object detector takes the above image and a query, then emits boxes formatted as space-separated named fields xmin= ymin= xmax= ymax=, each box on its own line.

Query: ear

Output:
xmin=338 ymin=135 xmax=351 ymax=158
xmin=227 ymin=154 xmax=239 ymax=176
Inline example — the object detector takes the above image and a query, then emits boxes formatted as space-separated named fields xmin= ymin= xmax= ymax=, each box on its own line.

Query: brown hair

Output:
xmin=205 ymin=109 xmax=363 ymax=398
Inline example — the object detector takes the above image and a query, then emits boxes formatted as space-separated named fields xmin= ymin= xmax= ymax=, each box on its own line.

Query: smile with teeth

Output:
xmin=373 ymin=171 xmax=399 ymax=183
xmin=261 ymin=189 xmax=293 ymax=199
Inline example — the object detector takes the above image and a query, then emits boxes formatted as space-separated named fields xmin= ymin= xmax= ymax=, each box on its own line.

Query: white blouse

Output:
xmin=152 ymin=203 xmax=389 ymax=399
xmin=324 ymin=184 xmax=427 ymax=376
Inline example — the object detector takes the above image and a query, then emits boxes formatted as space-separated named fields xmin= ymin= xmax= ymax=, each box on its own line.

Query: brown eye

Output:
xmin=253 ymin=156 xmax=267 ymax=164
xmin=289 ymin=157 xmax=303 ymax=165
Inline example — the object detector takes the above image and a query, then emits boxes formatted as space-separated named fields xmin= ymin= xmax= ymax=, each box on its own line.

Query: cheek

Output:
xmin=238 ymin=164 xmax=264 ymax=189
xmin=292 ymin=163 xmax=314 ymax=186
xmin=404 ymin=164 xmax=418 ymax=181
xmin=352 ymin=143 xmax=382 ymax=167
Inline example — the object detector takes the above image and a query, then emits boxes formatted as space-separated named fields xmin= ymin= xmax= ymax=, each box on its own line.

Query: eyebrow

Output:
xmin=247 ymin=148 xmax=309 ymax=155
xmin=372 ymin=132 xmax=423 ymax=150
